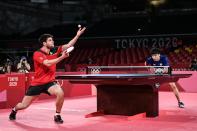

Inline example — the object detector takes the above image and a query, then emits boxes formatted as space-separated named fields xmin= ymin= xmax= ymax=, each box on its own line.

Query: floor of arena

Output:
xmin=1 ymin=92 xmax=197 ymax=131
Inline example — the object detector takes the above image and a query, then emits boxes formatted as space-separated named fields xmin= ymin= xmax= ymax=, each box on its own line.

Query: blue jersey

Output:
xmin=146 ymin=55 xmax=169 ymax=66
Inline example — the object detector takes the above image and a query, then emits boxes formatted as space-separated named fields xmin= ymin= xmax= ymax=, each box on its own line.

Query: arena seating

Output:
xmin=60 ymin=44 xmax=197 ymax=71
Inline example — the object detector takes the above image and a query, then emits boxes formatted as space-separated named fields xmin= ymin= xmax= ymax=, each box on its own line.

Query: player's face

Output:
xmin=45 ymin=37 xmax=54 ymax=49
xmin=151 ymin=54 xmax=160 ymax=61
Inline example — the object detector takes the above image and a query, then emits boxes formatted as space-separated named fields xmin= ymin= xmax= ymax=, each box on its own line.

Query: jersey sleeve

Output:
xmin=33 ymin=51 xmax=47 ymax=64
xmin=146 ymin=57 xmax=152 ymax=65
xmin=162 ymin=56 xmax=170 ymax=66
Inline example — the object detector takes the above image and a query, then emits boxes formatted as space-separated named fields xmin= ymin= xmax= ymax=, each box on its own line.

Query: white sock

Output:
xmin=55 ymin=113 xmax=60 ymax=116
xmin=13 ymin=107 xmax=16 ymax=111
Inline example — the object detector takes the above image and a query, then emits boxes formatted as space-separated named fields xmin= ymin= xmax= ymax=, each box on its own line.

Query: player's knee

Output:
xmin=169 ymin=83 xmax=175 ymax=88
xmin=170 ymin=85 xmax=177 ymax=91
xmin=57 ymin=90 xmax=64 ymax=98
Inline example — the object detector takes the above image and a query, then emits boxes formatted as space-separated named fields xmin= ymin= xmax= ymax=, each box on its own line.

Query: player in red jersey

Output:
xmin=9 ymin=27 xmax=86 ymax=124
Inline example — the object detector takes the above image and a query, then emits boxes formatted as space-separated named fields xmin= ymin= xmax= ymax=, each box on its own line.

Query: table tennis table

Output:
xmin=56 ymin=67 xmax=191 ymax=117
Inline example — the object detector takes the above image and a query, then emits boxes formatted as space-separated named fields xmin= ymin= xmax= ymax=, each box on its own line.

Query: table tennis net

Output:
xmin=84 ymin=66 xmax=171 ymax=75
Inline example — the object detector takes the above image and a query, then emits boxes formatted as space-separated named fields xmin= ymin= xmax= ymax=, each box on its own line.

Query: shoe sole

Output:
xmin=54 ymin=121 xmax=64 ymax=124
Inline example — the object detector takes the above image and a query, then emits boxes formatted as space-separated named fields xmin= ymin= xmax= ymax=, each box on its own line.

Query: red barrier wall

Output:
xmin=6 ymin=73 xmax=26 ymax=108
xmin=159 ymin=71 xmax=196 ymax=92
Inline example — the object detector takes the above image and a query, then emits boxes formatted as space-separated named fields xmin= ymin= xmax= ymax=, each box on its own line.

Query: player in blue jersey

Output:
xmin=145 ymin=48 xmax=184 ymax=108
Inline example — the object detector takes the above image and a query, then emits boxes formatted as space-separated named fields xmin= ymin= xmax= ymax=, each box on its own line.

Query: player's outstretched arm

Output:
xmin=62 ymin=27 xmax=86 ymax=51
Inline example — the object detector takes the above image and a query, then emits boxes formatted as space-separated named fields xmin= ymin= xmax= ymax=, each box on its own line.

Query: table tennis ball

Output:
xmin=78 ymin=24 xmax=81 ymax=28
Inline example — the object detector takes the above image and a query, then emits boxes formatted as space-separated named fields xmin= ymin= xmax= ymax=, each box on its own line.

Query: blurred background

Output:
xmin=1 ymin=0 xmax=197 ymax=72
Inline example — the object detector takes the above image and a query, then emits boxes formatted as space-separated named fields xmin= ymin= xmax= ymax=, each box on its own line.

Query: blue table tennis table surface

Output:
xmin=56 ymin=73 xmax=191 ymax=79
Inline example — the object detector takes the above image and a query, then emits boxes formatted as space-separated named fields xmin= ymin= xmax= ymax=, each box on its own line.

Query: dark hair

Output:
xmin=21 ymin=56 xmax=26 ymax=60
xmin=150 ymin=48 xmax=161 ymax=55
xmin=38 ymin=34 xmax=53 ymax=44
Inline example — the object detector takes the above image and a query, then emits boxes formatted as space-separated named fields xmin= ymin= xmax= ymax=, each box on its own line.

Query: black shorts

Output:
xmin=25 ymin=81 xmax=57 ymax=96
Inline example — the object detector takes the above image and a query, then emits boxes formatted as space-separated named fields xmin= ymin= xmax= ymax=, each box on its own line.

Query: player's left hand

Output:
xmin=76 ymin=27 xmax=86 ymax=37
xmin=61 ymin=50 xmax=69 ymax=58
xmin=163 ymin=67 xmax=169 ymax=73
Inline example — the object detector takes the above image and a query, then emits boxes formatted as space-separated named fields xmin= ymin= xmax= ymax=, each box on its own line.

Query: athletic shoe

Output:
xmin=9 ymin=110 xmax=17 ymax=120
xmin=54 ymin=115 xmax=64 ymax=124
xmin=178 ymin=101 xmax=184 ymax=108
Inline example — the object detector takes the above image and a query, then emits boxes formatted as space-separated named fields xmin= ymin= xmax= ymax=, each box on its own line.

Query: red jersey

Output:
xmin=31 ymin=46 xmax=62 ymax=86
